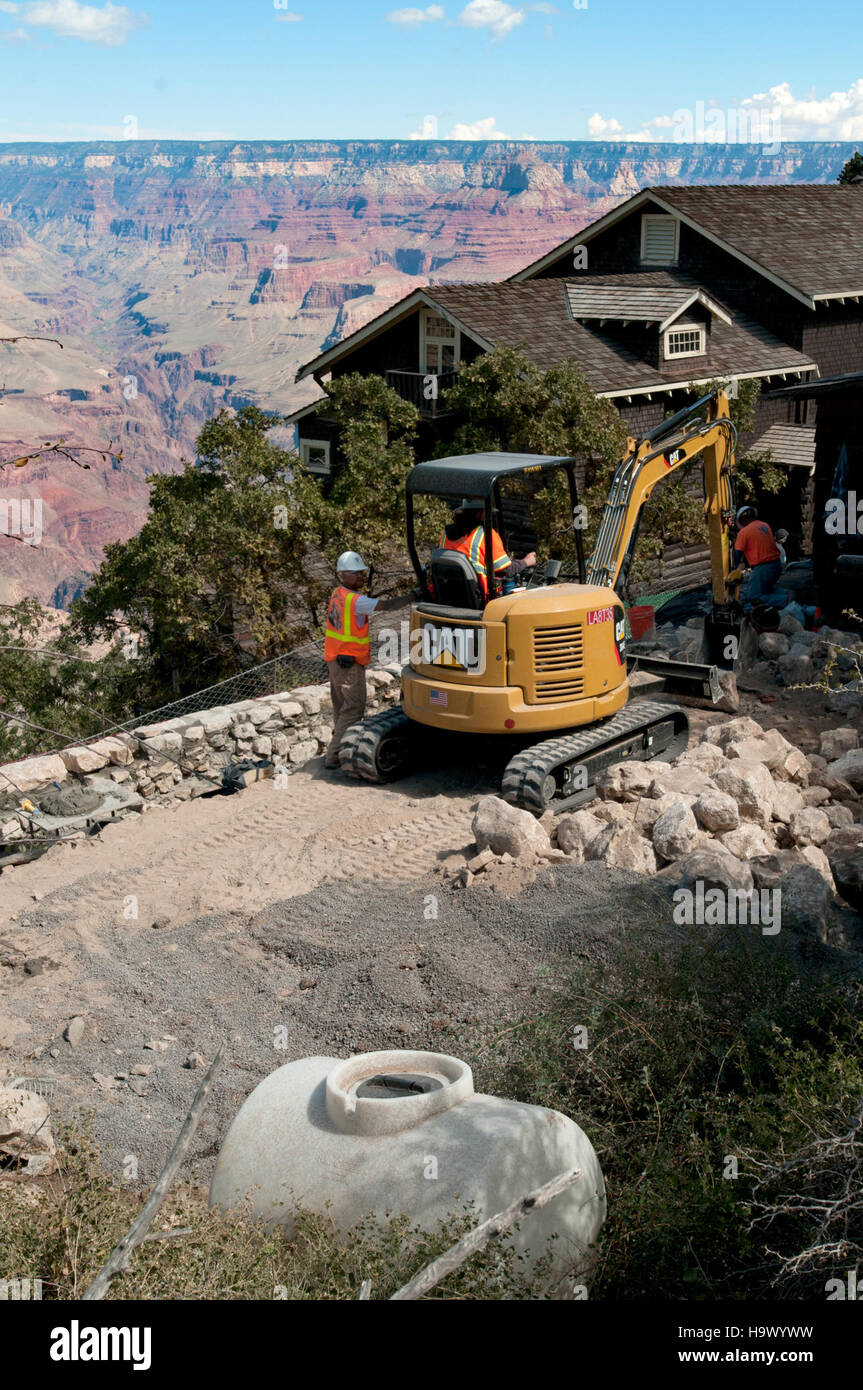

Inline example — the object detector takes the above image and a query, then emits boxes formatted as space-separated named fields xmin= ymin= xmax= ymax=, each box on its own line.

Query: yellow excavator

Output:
xmin=339 ymin=388 xmax=743 ymax=812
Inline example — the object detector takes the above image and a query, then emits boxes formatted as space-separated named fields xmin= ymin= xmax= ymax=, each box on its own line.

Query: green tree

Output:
xmin=321 ymin=372 xmax=446 ymax=587
xmin=441 ymin=348 xmax=628 ymax=573
xmin=838 ymin=151 xmax=863 ymax=183
xmin=71 ymin=407 xmax=328 ymax=703
xmin=0 ymin=599 xmax=142 ymax=765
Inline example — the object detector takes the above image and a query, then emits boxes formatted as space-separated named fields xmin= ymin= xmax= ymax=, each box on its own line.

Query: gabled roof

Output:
xmin=565 ymin=283 xmax=731 ymax=330
xmin=288 ymin=276 xmax=816 ymax=418
xmin=428 ymin=280 xmax=815 ymax=397
xmin=511 ymin=185 xmax=863 ymax=307
xmin=294 ymin=287 xmax=490 ymax=384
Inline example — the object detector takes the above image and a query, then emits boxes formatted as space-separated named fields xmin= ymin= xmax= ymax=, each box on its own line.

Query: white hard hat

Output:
xmin=736 ymin=505 xmax=756 ymax=523
xmin=336 ymin=551 xmax=368 ymax=573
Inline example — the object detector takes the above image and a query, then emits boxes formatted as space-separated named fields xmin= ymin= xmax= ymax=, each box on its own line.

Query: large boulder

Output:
xmin=713 ymin=761 xmax=776 ymax=827
xmin=789 ymin=807 xmax=831 ymax=848
xmin=472 ymin=796 xmax=551 ymax=860
xmin=593 ymin=802 xmax=635 ymax=826
xmin=677 ymin=742 xmax=727 ymax=775
xmin=726 ymin=727 xmax=792 ymax=773
xmin=0 ymin=753 xmax=67 ymax=793
xmin=634 ymin=790 xmax=695 ymax=835
xmin=652 ymin=801 xmax=699 ymax=862
xmin=828 ymin=844 xmax=863 ymax=914
xmin=595 ymin=760 xmax=665 ymax=802
xmin=676 ymin=847 xmax=754 ymax=895
xmin=0 ymin=1085 xmax=56 ymax=1175
xmin=769 ymin=780 xmax=805 ymax=826
xmin=820 ymin=727 xmax=858 ymax=761
xmin=584 ymin=824 xmax=657 ymax=874
xmin=779 ymin=864 xmax=833 ymax=935
xmin=649 ymin=766 xmax=714 ymax=800
xmin=798 ymin=845 xmax=836 ymax=889
xmin=693 ymin=788 xmax=739 ymax=833
xmin=58 ymin=744 xmax=110 ymax=774
xmin=827 ymin=748 xmax=863 ymax=791
xmin=556 ymin=808 xmax=603 ymax=862
xmin=703 ymin=716 xmax=764 ymax=751
xmin=812 ymin=770 xmax=859 ymax=802
xmin=749 ymin=850 xmax=801 ymax=891
xmin=719 ymin=823 xmax=775 ymax=860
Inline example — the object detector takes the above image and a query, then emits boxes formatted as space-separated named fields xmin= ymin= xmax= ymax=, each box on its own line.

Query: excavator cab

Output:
xmin=406 ymin=451 xmax=585 ymax=614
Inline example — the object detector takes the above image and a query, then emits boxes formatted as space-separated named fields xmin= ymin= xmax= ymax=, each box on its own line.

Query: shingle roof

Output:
xmin=565 ymin=283 xmax=729 ymax=327
xmin=751 ymin=423 xmax=817 ymax=470
xmin=639 ymin=186 xmax=863 ymax=300
xmin=426 ymin=281 xmax=814 ymax=395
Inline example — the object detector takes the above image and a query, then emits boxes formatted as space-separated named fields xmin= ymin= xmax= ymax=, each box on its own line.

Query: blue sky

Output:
xmin=1 ymin=0 xmax=862 ymax=144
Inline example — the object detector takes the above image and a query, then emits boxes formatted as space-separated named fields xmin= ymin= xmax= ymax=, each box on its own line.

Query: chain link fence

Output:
xmin=113 ymin=641 xmax=331 ymax=731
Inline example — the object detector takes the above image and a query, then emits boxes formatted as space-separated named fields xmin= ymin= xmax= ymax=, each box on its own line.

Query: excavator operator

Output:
xmin=440 ymin=499 xmax=536 ymax=602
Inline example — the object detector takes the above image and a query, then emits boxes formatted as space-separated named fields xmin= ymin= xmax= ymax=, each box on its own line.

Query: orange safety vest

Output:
xmin=324 ymin=586 xmax=372 ymax=666
xmin=440 ymin=525 xmax=510 ymax=600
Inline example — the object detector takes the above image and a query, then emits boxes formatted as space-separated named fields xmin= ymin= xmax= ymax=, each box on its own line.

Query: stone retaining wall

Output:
xmin=0 ymin=668 xmax=402 ymax=842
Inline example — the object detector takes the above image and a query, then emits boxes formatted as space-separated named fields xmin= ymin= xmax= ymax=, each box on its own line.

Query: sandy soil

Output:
xmin=0 ymin=675 xmax=858 ymax=1184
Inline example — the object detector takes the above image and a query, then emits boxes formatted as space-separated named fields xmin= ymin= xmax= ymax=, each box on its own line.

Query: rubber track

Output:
xmin=501 ymin=699 xmax=689 ymax=815
xmin=338 ymin=707 xmax=412 ymax=783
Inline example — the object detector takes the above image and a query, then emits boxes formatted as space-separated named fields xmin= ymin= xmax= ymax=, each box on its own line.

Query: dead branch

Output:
xmin=0 ymin=335 xmax=63 ymax=349
xmin=1 ymin=440 xmax=123 ymax=472
xmin=389 ymin=1167 xmax=582 ymax=1301
xmin=81 ymin=1043 xmax=225 ymax=1300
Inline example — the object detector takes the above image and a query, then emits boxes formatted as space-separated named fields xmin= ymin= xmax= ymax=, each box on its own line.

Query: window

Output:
xmin=640 ymin=214 xmax=679 ymax=265
xmin=421 ymin=310 xmax=459 ymax=373
xmin=664 ymin=326 xmax=706 ymax=358
xmin=300 ymin=439 xmax=331 ymax=475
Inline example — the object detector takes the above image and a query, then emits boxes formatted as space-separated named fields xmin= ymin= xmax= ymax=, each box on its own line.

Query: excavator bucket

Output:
xmin=626 ymin=652 xmax=723 ymax=703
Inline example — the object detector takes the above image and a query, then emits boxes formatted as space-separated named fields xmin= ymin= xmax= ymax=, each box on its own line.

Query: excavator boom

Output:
xmin=586 ymin=389 xmax=739 ymax=610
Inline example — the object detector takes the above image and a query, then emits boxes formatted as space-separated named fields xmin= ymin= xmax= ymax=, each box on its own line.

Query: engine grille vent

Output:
xmin=533 ymin=624 xmax=584 ymax=673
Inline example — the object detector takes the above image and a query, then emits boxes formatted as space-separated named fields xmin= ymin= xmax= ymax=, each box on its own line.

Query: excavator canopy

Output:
xmin=405 ymin=451 xmax=577 ymax=498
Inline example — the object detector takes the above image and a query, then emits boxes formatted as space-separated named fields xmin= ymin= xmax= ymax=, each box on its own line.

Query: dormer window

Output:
xmin=664 ymin=326 xmax=706 ymax=358
xmin=640 ymin=214 xmax=679 ymax=266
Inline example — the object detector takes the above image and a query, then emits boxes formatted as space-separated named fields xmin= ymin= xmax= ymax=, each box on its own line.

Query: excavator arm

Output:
xmin=586 ymin=388 xmax=740 ymax=608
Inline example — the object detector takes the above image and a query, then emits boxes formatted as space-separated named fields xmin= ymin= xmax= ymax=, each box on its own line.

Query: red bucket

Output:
xmin=628 ymin=604 xmax=656 ymax=640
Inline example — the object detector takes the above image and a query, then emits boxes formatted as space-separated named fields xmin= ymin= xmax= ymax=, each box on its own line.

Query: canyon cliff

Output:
xmin=0 ymin=138 xmax=855 ymax=604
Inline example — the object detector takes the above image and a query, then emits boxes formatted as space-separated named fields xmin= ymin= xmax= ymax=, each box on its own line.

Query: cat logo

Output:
xmin=421 ymin=622 xmax=486 ymax=674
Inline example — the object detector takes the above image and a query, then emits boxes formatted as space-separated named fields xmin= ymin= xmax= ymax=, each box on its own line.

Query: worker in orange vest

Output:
xmin=323 ymin=552 xmax=406 ymax=769
xmin=440 ymin=500 xmax=536 ymax=601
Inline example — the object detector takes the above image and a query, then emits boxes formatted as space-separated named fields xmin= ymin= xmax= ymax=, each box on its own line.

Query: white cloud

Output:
xmin=458 ymin=0 xmax=524 ymax=41
xmin=448 ymin=115 xmax=508 ymax=138
xmin=0 ymin=0 xmax=147 ymax=45
xmin=587 ymin=113 xmax=622 ymax=137
xmin=274 ymin=9 xmax=303 ymax=20
xmin=388 ymin=4 xmax=444 ymax=25
xmin=588 ymin=78 xmax=863 ymax=144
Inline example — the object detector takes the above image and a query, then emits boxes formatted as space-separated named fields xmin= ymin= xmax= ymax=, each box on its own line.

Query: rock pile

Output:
xmin=644 ymin=609 xmax=863 ymax=710
xmin=460 ymin=716 xmax=863 ymax=940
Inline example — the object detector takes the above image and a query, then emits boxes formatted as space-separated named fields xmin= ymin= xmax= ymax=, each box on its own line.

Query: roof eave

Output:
xmin=599 ymin=361 xmax=819 ymax=402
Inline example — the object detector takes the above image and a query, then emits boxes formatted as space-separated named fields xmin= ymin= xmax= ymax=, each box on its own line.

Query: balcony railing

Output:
xmin=385 ymin=369 xmax=458 ymax=417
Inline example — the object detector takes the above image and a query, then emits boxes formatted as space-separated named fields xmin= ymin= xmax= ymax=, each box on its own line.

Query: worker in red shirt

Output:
xmin=440 ymin=500 xmax=536 ymax=602
xmin=733 ymin=505 xmax=782 ymax=606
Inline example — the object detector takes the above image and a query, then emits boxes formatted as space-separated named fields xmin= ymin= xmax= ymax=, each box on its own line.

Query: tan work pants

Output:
xmin=325 ymin=659 xmax=368 ymax=766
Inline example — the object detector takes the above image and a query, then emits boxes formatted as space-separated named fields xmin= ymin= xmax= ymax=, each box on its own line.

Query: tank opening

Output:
xmin=355 ymin=1072 xmax=444 ymax=1100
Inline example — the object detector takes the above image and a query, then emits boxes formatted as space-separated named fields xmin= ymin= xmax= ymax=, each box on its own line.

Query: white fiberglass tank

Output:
xmin=209 ymin=1049 xmax=606 ymax=1289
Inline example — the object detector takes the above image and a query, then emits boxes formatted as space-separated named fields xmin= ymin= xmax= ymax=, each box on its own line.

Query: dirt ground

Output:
xmin=0 ymin=671 xmax=858 ymax=1185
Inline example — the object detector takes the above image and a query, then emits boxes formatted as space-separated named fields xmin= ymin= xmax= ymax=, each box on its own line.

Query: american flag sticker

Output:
xmin=429 ymin=689 xmax=448 ymax=707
